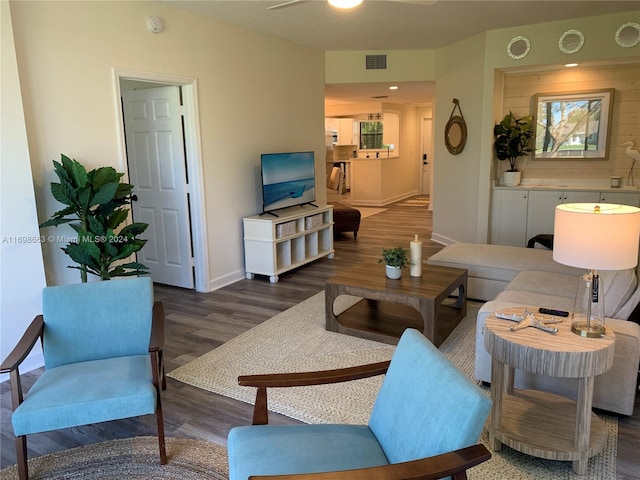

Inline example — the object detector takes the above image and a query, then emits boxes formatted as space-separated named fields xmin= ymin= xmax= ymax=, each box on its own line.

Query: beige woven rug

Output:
xmin=0 ymin=437 xmax=228 ymax=479
xmin=169 ymin=292 xmax=618 ymax=479
xmin=397 ymin=196 xmax=430 ymax=207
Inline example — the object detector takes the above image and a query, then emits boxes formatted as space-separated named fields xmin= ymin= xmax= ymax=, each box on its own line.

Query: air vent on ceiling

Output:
xmin=371 ymin=95 xmax=388 ymax=99
xmin=365 ymin=54 xmax=387 ymax=70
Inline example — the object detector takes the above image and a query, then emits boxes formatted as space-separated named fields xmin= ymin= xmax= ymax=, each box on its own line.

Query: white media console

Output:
xmin=243 ymin=204 xmax=334 ymax=283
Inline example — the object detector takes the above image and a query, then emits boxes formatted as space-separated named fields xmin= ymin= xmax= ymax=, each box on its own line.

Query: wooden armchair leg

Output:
xmin=150 ymin=349 xmax=167 ymax=464
xmin=159 ymin=350 xmax=167 ymax=391
xmin=155 ymin=404 xmax=167 ymax=464
xmin=16 ymin=435 xmax=28 ymax=480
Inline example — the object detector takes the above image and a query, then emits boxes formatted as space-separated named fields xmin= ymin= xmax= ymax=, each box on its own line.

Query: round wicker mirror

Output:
xmin=507 ymin=36 xmax=531 ymax=59
xmin=616 ymin=22 xmax=640 ymax=48
xmin=445 ymin=116 xmax=467 ymax=155
xmin=559 ymin=29 xmax=584 ymax=54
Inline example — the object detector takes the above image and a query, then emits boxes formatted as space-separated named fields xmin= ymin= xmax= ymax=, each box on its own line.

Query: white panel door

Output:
xmin=122 ymin=86 xmax=194 ymax=288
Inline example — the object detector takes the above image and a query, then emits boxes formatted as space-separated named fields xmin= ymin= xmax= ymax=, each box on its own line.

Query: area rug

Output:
xmin=169 ymin=292 xmax=618 ymax=479
xmin=0 ymin=437 xmax=228 ymax=480
xmin=357 ymin=207 xmax=387 ymax=219
xmin=398 ymin=196 xmax=430 ymax=207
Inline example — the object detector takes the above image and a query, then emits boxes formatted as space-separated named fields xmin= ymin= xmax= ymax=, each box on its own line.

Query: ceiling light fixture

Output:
xmin=389 ymin=86 xmax=399 ymax=90
xmin=565 ymin=63 xmax=579 ymax=67
xmin=327 ymin=0 xmax=363 ymax=9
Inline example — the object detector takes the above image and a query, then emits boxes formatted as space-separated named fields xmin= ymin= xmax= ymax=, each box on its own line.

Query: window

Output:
xmin=359 ymin=121 xmax=384 ymax=150
xmin=533 ymin=89 xmax=614 ymax=160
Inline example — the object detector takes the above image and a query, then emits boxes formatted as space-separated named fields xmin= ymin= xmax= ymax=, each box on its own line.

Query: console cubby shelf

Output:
xmin=243 ymin=205 xmax=334 ymax=283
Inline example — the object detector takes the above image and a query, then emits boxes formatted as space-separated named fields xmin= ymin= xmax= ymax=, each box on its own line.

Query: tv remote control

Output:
xmin=538 ymin=307 xmax=569 ymax=317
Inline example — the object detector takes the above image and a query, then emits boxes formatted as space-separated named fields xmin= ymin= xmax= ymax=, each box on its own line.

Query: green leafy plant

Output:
xmin=40 ymin=154 xmax=149 ymax=281
xmin=494 ymin=111 xmax=535 ymax=172
xmin=378 ymin=246 xmax=410 ymax=269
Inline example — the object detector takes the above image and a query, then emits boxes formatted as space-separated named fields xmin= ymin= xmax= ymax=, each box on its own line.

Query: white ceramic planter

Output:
xmin=385 ymin=265 xmax=402 ymax=279
xmin=503 ymin=170 xmax=522 ymax=187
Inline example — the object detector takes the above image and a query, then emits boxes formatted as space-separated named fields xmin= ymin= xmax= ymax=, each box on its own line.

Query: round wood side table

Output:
xmin=483 ymin=309 xmax=615 ymax=475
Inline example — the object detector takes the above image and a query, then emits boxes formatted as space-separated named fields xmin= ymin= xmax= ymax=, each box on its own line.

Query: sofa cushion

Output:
xmin=598 ymin=269 xmax=638 ymax=318
xmin=506 ymin=271 xmax=578 ymax=300
xmin=427 ymin=243 xmax=581 ymax=283
xmin=494 ymin=289 xmax=575 ymax=313
xmin=505 ymin=268 xmax=637 ymax=318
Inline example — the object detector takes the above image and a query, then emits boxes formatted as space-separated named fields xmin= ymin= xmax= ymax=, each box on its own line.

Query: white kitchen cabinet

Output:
xmin=491 ymin=188 xmax=613 ymax=247
xmin=243 ymin=205 xmax=334 ymax=283
xmin=326 ymin=118 xmax=356 ymax=145
xmin=599 ymin=191 xmax=640 ymax=206
xmin=526 ymin=190 xmax=599 ymax=240
xmin=339 ymin=118 xmax=356 ymax=145
xmin=491 ymin=189 xmax=529 ymax=246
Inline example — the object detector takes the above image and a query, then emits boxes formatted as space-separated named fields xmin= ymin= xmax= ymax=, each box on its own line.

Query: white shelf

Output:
xmin=243 ymin=205 xmax=334 ymax=283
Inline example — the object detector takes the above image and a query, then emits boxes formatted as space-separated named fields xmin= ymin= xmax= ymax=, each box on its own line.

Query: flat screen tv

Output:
xmin=261 ymin=151 xmax=316 ymax=215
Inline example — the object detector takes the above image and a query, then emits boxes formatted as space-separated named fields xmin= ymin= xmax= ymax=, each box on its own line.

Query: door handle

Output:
xmin=131 ymin=194 xmax=138 ymax=202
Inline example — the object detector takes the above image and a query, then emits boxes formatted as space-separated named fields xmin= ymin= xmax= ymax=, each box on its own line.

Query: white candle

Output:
xmin=410 ymin=234 xmax=422 ymax=277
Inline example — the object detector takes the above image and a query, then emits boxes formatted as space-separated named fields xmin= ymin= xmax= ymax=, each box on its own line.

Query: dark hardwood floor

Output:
xmin=2 ymin=196 xmax=639 ymax=478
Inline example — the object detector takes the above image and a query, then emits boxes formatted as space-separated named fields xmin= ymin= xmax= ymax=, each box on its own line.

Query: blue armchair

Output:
xmin=0 ymin=277 xmax=166 ymax=480
xmin=227 ymin=328 xmax=491 ymax=480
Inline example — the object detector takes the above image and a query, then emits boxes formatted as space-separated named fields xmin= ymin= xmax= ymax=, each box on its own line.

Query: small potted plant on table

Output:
xmin=378 ymin=247 xmax=409 ymax=279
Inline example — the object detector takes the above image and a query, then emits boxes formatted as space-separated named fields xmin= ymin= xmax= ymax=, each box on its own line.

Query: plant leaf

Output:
xmin=110 ymin=240 xmax=146 ymax=261
xmin=50 ymin=183 xmax=75 ymax=206
xmin=39 ymin=217 xmax=75 ymax=228
xmin=90 ymin=182 xmax=119 ymax=207
xmin=92 ymin=167 xmax=121 ymax=189
xmin=120 ymin=222 xmax=148 ymax=237
xmin=70 ymin=159 xmax=88 ymax=188
xmin=108 ymin=209 xmax=130 ymax=230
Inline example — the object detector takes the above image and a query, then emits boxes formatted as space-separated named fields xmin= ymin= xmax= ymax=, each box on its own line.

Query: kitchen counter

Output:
xmin=493 ymin=179 xmax=639 ymax=192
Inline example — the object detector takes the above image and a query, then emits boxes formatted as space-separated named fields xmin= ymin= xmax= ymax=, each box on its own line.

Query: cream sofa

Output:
xmin=428 ymin=242 xmax=640 ymax=416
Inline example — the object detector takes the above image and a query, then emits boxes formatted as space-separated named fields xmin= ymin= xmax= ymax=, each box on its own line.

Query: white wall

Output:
xmin=8 ymin=0 xmax=326 ymax=291
xmin=431 ymin=32 xmax=488 ymax=244
xmin=1 ymin=1 xmax=47 ymax=377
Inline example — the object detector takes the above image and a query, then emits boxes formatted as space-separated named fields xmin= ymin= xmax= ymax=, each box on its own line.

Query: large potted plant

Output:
xmin=378 ymin=246 xmax=409 ymax=279
xmin=40 ymin=154 xmax=149 ymax=281
xmin=494 ymin=111 xmax=534 ymax=186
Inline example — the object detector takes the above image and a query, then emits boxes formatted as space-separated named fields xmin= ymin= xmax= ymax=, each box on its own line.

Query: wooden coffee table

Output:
xmin=483 ymin=310 xmax=615 ymax=475
xmin=325 ymin=262 xmax=467 ymax=347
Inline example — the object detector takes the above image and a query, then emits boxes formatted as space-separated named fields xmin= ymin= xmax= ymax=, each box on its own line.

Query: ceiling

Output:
xmin=163 ymin=0 xmax=639 ymax=106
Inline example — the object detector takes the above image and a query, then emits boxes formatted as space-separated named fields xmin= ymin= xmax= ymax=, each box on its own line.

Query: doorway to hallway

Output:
xmin=114 ymin=69 xmax=209 ymax=292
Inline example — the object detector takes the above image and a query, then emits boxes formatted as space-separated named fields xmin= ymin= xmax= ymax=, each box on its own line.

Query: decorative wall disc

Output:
xmin=615 ymin=22 xmax=640 ymax=48
xmin=507 ymin=36 xmax=531 ymax=59
xmin=558 ymin=29 xmax=584 ymax=54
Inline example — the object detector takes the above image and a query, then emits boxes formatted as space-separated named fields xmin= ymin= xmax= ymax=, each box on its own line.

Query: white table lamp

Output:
xmin=553 ymin=203 xmax=640 ymax=337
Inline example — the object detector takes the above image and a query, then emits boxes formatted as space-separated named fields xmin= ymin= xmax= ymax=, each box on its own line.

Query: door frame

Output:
xmin=112 ymin=67 xmax=210 ymax=292
xmin=419 ymin=115 xmax=433 ymax=206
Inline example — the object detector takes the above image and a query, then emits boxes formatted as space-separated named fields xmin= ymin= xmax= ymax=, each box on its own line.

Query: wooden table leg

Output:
xmin=452 ymin=282 xmax=467 ymax=310
xmin=418 ymin=296 xmax=436 ymax=344
xmin=573 ymin=375 xmax=595 ymax=475
xmin=325 ymin=283 xmax=340 ymax=333
xmin=489 ymin=356 xmax=504 ymax=452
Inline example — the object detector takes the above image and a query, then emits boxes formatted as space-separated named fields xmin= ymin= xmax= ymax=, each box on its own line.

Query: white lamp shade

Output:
xmin=553 ymin=203 xmax=640 ymax=270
